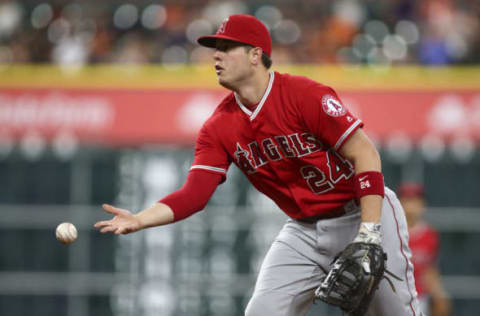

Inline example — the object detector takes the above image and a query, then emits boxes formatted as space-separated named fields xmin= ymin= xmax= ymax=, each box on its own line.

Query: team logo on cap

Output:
xmin=217 ymin=18 xmax=229 ymax=34
xmin=322 ymin=94 xmax=346 ymax=117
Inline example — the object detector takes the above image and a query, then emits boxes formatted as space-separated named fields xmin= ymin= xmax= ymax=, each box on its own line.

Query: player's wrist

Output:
xmin=133 ymin=213 xmax=145 ymax=230
xmin=353 ymin=171 xmax=385 ymax=198
xmin=353 ymin=222 xmax=382 ymax=244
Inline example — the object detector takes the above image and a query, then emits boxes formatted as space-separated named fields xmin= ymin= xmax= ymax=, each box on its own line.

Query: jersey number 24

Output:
xmin=300 ymin=150 xmax=354 ymax=194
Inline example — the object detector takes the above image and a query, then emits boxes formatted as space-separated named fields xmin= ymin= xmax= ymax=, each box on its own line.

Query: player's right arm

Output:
xmin=95 ymin=115 xmax=230 ymax=235
xmin=94 ymin=202 xmax=174 ymax=235
xmin=94 ymin=170 xmax=222 ymax=235
xmin=94 ymin=170 xmax=223 ymax=234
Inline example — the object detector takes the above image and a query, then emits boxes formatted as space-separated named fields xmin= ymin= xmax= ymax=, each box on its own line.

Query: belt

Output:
xmin=296 ymin=200 xmax=359 ymax=224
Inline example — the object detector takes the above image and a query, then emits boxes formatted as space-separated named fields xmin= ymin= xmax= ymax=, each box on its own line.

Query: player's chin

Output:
xmin=217 ymin=77 xmax=233 ymax=90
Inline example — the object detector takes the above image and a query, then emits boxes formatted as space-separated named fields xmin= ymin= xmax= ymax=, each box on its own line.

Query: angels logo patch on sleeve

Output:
xmin=322 ymin=94 xmax=346 ymax=117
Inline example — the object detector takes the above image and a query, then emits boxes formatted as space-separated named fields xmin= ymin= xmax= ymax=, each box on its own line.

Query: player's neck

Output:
xmin=235 ymin=70 xmax=271 ymax=110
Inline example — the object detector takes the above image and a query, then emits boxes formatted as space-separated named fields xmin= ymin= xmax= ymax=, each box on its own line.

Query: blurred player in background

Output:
xmin=398 ymin=182 xmax=451 ymax=316
xmin=95 ymin=14 xmax=421 ymax=315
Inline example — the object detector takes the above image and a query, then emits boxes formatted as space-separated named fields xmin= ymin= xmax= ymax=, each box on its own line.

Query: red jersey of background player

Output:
xmin=191 ymin=71 xmax=363 ymax=219
xmin=409 ymin=221 xmax=439 ymax=298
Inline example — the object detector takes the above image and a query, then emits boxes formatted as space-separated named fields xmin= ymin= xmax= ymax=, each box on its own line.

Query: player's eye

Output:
xmin=216 ymin=44 xmax=228 ymax=52
xmin=216 ymin=41 xmax=240 ymax=52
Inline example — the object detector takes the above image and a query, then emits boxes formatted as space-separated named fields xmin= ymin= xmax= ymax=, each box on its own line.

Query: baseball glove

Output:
xmin=314 ymin=242 xmax=398 ymax=316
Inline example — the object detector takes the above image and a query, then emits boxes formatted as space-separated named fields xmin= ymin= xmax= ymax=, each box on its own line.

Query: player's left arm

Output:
xmin=339 ymin=128 xmax=383 ymax=243
xmin=316 ymin=128 xmax=389 ymax=313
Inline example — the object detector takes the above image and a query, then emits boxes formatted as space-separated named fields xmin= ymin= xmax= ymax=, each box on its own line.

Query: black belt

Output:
xmin=296 ymin=200 xmax=359 ymax=224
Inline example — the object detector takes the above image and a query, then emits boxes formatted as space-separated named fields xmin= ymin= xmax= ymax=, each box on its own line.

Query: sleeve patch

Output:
xmin=322 ymin=94 xmax=346 ymax=117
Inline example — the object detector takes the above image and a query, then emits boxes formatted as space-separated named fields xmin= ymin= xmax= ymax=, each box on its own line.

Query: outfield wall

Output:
xmin=1 ymin=65 xmax=479 ymax=146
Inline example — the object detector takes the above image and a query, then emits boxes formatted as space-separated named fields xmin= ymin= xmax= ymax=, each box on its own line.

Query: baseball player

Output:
xmin=398 ymin=183 xmax=451 ymax=316
xmin=95 ymin=14 xmax=422 ymax=316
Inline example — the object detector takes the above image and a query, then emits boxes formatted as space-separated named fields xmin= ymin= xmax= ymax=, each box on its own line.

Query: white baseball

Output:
xmin=55 ymin=222 xmax=78 ymax=244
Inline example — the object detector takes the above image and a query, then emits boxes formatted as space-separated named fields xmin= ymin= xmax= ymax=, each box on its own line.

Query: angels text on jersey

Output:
xmin=233 ymin=131 xmax=355 ymax=194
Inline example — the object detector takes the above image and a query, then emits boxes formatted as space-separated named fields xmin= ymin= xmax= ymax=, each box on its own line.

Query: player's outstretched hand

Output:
xmin=94 ymin=204 xmax=141 ymax=235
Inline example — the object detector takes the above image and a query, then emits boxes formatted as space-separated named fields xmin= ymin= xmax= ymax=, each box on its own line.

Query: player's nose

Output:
xmin=213 ymin=49 xmax=223 ymax=60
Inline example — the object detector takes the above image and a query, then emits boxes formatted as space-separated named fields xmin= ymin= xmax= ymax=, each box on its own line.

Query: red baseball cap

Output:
xmin=397 ymin=182 xmax=425 ymax=199
xmin=197 ymin=14 xmax=272 ymax=57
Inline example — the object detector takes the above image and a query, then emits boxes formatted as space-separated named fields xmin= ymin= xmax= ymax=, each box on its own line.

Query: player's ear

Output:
xmin=249 ymin=47 xmax=263 ymax=66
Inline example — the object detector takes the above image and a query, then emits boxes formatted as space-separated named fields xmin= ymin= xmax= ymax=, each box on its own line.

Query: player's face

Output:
xmin=400 ymin=197 xmax=425 ymax=227
xmin=213 ymin=39 xmax=254 ymax=90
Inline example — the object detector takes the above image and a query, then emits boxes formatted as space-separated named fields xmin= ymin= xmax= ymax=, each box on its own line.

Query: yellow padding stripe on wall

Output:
xmin=0 ymin=65 xmax=478 ymax=90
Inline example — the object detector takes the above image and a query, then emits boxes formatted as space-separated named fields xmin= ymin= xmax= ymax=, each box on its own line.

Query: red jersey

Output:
xmin=191 ymin=72 xmax=363 ymax=219
xmin=409 ymin=222 xmax=439 ymax=297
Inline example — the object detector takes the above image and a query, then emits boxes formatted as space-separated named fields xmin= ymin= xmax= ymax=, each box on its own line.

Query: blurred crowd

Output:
xmin=0 ymin=0 xmax=479 ymax=66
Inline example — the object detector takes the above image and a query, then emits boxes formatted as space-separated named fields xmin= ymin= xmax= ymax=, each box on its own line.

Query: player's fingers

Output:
xmin=100 ymin=226 xmax=117 ymax=234
xmin=102 ymin=204 xmax=118 ymax=214
xmin=94 ymin=220 xmax=110 ymax=228
xmin=115 ymin=227 xmax=125 ymax=235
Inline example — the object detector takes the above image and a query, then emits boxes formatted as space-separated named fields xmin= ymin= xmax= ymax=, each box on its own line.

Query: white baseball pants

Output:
xmin=245 ymin=187 xmax=422 ymax=316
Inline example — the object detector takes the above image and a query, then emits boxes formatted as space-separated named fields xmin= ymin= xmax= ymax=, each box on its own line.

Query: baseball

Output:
xmin=55 ymin=222 xmax=78 ymax=244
